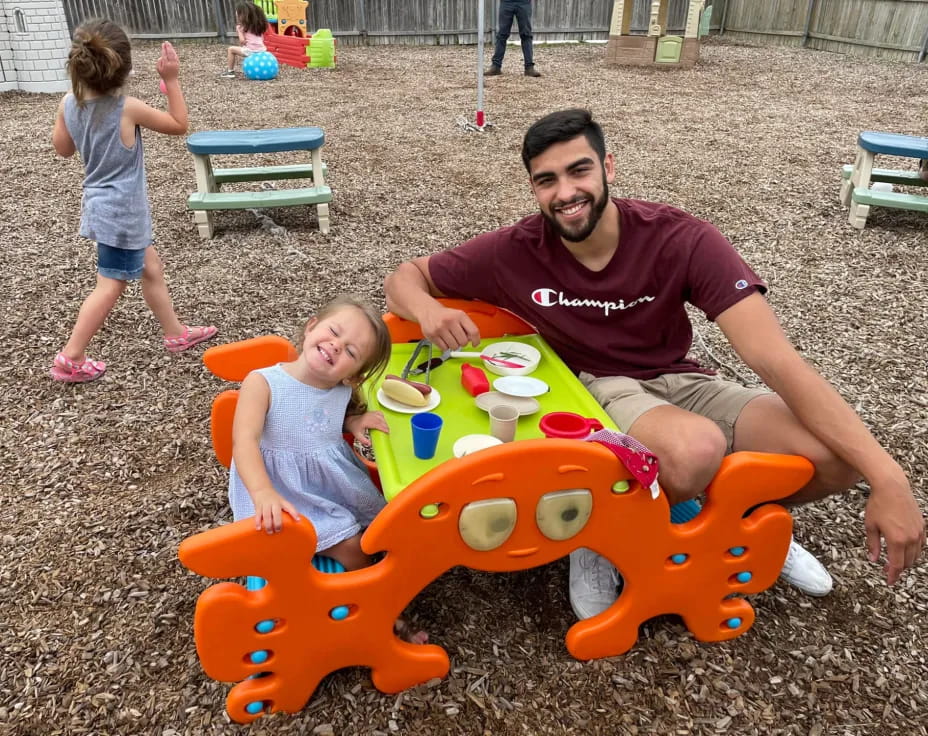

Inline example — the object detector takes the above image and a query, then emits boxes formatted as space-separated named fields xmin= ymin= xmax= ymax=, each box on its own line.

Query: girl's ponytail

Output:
xmin=67 ymin=19 xmax=132 ymax=104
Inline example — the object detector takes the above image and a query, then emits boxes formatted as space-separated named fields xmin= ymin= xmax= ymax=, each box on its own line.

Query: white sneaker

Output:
xmin=569 ymin=548 xmax=623 ymax=619
xmin=779 ymin=539 xmax=833 ymax=596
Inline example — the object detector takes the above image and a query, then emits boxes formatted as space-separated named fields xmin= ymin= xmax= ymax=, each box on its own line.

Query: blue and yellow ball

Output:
xmin=243 ymin=51 xmax=279 ymax=81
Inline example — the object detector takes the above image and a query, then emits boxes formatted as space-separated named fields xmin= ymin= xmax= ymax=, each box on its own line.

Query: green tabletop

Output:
xmin=368 ymin=335 xmax=616 ymax=501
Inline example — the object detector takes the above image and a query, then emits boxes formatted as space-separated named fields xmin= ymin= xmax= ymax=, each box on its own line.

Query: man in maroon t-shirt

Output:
xmin=384 ymin=109 xmax=924 ymax=620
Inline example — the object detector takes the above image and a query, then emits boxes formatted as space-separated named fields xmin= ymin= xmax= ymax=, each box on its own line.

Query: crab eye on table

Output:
xmin=458 ymin=498 xmax=517 ymax=551
xmin=535 ymin=489 xmax=592 ymax=541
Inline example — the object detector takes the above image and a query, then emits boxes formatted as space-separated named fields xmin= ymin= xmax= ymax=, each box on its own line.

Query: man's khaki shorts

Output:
xmin=578 ymin=372 xmax=770 ymax=453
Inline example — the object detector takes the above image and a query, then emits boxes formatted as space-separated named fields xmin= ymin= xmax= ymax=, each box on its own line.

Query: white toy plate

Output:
xmin=453 ymin=434 xmax=504 ymax=458
xmin=474 ymin=391 xmax=541 ymax=416
xmin=481 ymin=341 xmax=541 ymax=376
xmin=493 ymin=376 xmax=550 ymax=398
xmin=376 ymin=386 xmax=441 ymax=414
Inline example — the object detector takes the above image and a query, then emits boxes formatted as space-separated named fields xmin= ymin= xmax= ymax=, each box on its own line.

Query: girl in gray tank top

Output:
xmin=49 ymin=19 xmax=217 ymax=383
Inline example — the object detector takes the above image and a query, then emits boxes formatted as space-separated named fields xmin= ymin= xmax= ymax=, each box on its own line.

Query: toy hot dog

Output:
xmin=384 ymin=374 xmax=432 ymax=395
xmin=381 ymin=376 xmax=430 ymax=407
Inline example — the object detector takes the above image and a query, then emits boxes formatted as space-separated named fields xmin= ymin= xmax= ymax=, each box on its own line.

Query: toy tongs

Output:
xmin=401 ymin=339 xmax=435 ymax=384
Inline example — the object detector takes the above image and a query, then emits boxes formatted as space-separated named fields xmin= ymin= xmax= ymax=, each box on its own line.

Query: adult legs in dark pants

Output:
xmin=488 ymin=0 xmax=540 ymax=76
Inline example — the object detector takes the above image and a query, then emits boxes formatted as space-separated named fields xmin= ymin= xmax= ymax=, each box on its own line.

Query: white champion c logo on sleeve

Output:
xmin=735 ymin=279 xmax=749 ymax=289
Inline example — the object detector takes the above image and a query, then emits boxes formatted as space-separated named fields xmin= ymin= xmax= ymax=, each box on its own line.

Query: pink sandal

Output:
xmin=50 ymin=352 xmax=106 ymax=383
xmin=164 ymin=325 xmax=218 ymax=353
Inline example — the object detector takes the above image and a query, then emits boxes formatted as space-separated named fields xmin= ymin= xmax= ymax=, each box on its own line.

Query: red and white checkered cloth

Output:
xmin=586 ymin=429 xmax=661 ymax=499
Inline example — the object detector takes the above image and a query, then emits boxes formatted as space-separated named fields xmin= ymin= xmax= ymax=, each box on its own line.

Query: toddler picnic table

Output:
xmin=840 ymin=131 xmax=928 ymax=229
xmin=186 ymin=126 xmax=332 ymax=238
xmin=178 ymin=300 xmax=811 ymax=724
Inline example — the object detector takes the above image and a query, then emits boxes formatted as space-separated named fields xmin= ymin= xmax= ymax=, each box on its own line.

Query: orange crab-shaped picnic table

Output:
xmin=178 ymin=300 xmax=812 ymax=724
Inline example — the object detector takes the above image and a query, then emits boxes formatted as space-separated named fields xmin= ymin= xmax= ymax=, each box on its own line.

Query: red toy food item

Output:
xmin=461 ymin=364 xmax=490 ymax=396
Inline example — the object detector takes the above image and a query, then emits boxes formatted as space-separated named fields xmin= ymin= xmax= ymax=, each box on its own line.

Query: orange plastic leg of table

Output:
xmin=179 ymin=441 xmax=810 ymax=723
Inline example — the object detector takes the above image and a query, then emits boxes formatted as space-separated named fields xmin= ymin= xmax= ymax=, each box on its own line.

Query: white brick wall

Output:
xmin=0 ymin=5 xmax=16 ymax=87
xmin=1 ymin=0 xmax=70 ymax=92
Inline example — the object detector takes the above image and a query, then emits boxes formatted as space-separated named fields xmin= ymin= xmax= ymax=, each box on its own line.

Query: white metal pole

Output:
xmin=476 ymin=0 xmax=485 ymax=127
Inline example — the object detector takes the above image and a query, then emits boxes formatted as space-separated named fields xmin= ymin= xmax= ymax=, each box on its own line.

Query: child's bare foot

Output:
xmin=394 ymin=619 xmax=428 ymax=644
xmin=919 ymin=159 xmax=928 ymax=183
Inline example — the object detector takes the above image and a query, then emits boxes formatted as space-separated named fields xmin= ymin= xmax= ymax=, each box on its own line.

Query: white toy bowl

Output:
xmin=453 ymin=434 xmax=504 ymax=458
xmin=481 ymin=341 xmax=541 ymax=376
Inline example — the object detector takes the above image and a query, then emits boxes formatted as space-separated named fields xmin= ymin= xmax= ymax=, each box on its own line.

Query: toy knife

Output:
xmin=409 ymin=349 xmax=524 ymax=374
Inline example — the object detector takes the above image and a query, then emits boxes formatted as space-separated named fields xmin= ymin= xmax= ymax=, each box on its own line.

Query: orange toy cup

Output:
xmin=538 ymin=411 xmax=603 ymax=439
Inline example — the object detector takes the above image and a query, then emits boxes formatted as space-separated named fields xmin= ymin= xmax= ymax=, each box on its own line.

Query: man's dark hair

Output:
xmin=521 ymin=109 xmax=607 ymax=172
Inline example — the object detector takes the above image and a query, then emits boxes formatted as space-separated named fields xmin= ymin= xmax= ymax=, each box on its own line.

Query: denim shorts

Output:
xmin=97 ymin=243 xmax=146 ymax=280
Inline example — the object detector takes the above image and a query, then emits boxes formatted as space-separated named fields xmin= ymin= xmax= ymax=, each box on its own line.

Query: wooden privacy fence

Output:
xmin=60 ymin=0 xmax=927 ymax=61
xmin=60 ymin=0 xmax=708 ymax=44
xmin=715 ymin=0 xmax=928 ymax=62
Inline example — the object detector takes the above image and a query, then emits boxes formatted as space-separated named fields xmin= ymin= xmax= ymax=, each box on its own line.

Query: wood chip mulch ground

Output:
xmin=0 ymin=37 xmax=926 ymax=736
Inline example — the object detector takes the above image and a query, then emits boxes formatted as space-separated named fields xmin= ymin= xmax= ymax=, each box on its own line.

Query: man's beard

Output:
xmin=540 ymin=173 xmax=610 ymax=243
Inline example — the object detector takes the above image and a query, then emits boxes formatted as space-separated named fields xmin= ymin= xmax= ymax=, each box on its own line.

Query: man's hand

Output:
xmin=864 ymin=477 xmax=925 ymax=584
xmin=251 ymin=487 xmax=300 ymax=534
xmin=344 ymin=411 xmax=389 ymax=447
xmin=419 ymin=305 xmax=481 ymax=351
xmin=156 ymin=41 xmax=180 ymax=81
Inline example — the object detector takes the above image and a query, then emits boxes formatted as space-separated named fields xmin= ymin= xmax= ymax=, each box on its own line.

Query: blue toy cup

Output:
xmin=411 ymin=412 xmax=443 ymax=459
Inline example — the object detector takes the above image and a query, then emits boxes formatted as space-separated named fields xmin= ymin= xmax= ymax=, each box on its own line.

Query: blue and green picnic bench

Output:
xmin=840 ymin=131 xmax=928 ymax=229
xmin=186 ymin=127 xmax=332 ymax=238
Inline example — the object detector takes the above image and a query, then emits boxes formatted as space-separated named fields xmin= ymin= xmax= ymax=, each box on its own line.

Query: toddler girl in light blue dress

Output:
xmin=229 ymin=296 xmax=392 ymax=571
xmin=229 ymin=296 xmax=428 ymax=642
